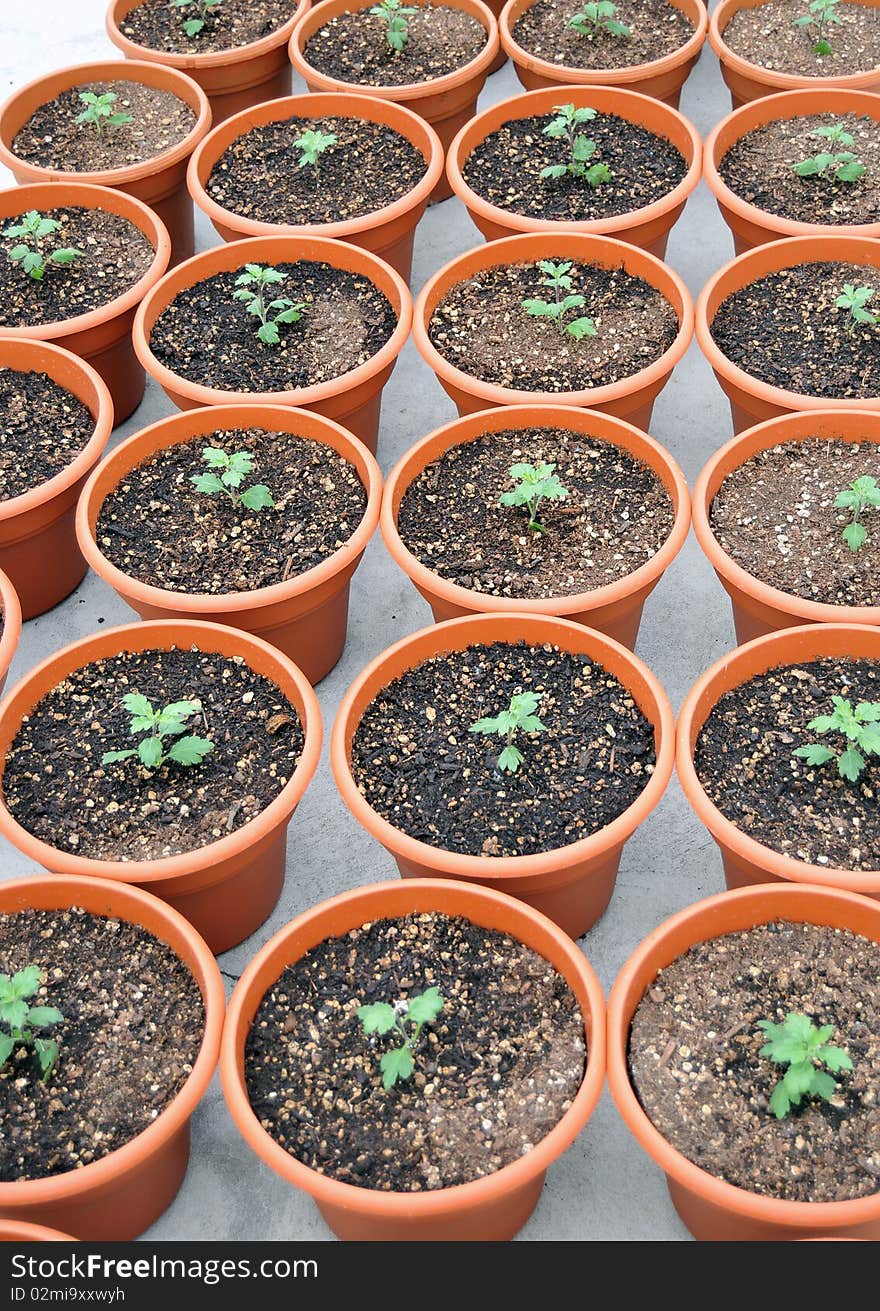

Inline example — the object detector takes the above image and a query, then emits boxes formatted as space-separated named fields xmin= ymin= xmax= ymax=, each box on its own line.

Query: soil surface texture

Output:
xmin=722 ymin=0 xmax=880 ymax=78
xmin=0 ymin=366 xmax=95 ymax=502
xmin=511 ymin=0 xmax=695 ymax=70
xmin=118 ymin=0 xmax=299 ymax=55
xmin=302 ymin=4 xmax=487 ymax=87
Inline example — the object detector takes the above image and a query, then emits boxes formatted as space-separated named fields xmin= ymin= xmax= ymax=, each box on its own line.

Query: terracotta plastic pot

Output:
xmin=187 ymin=91 xmax=443 ymax=282
xmin=107 ymin=0 xmax=310 ymax=126
xmin=705 ymin=89 xmax=880 ymax=255
xmin=677 ymin=622 xmax=880 ymax=898
xmin=221 ymin=877 xmax=606 ymax=1240
xmin=499 ymin=0 xmax=708 ymax=106
xmin=0 ymin=182 xmax=170 ymax=425
xmin=0 ymin=566 xmax=21 ymax=697
xmin=608 ymin=882 xmax=880 ymax=1240
xmin=0 ymin=620 xmax=322 ymax=954
xmin=289 ymin=0 xmax=499 ymax=202
xmin=484 ymin=0 xmax=510 ymax=68
xmin=76 ymin=404 xmax=382 ymax=684
xmin=0 ymin=1222 xmax=75 ymax=1241
xmin=0 ymin=338 xmax=113 ymax=620
xmin=0 ymin=60 xmax=211 ymax=267
xmin=0 ymin=873 xmax=223 ymax=1240
xmin=710 ymin=0 xmax=880 ymax=109
xmin=332 ymin=612 xmax=674 ymax=938
xmin=132 ymin=233 xmax=411 ymax=454
xmin=447 ymin=84 xmax=702 ymax=258
xmin=413 ymin=230 xmax=693 ymax=430
xmin=381 ymin=403 xmax=690 ymax=649
xmin=695 ymin=232 xmax=880 ymax=434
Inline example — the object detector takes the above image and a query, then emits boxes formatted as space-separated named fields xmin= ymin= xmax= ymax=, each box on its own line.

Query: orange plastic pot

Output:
xmin=0 ymin=182 xmax=170 ymax=425
xmin=381 ymin=403 xmax=690 ymax=649
xmin=499 ymin=0 xmax=708 ymax=106
xmin=0 ymin=61 xmax=211 ymax=267
xmin=695 ymin=232 xmax=880 ymax=433
xmin=132 ymin=233 xmax=411 ymax=454
xmin=0 ymin=1222 xmax=75 ymax=1241
xmin=107 ymin=0 xmax=310 ymax=125
xmin=0 ymin=620 xmax=322 ymax=954
xmin=413 ymin=230 xmax=693 ymax=429
xmin=447 ymin=85 xmax=702 ymax=258
xmin=76 ymin=404 xmax=382 ymax=684
xmin=0 ymin=874 xmax=223 ymax=1240
xmin=332 ymin=612 xmax=674 ymax=938
xmin=0 ymin=566 xmax=21 ymax=696
xmin=289 ymin=0 xmax=499 ymax=202
xmin=221 ymin=877 xmax=606 ymax=1240
xmin=608 ymin=882 xmax=880 ymax=1240
xmin=710 ymin=0 xmax=880 ymax=109
xmin=0 ymin=338 xmax=112 ymax=619
xmin=677 ymin=622 xmax=880 ymax=897
xmin=187 ymin=91 xmax=443 ymax=282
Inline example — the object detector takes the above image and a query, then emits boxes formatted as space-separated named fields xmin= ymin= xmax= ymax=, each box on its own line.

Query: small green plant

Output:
xmin=102 ymin=694 xmax=214 ymax=771
xmin=757 ymin=1012 xmax=852 ymax=1119
xmin=500 ymin=461 xmax=569 ymax=533
xmin=370 ymin=0 xmax=418 ymax=51
xmin=540 ymin=104 xmax=612 ymax=187
xmin=522 ymin=260 xmax=596 ymax=340
xmin=75 ymin=90 xmax=133 ymax=137
xmin=232 ymin=264 xmax=306 ymax=345
xmin=836 ymin=283 xmax=878 ymax=335
xmin=4 ymin=211 xmax=82 ymax=281
xmin=0 ymin=966 xmax=63 ymax=1082
xmin=191 ymin=447 xmax=274 ymax=512
xmin=836 ymin=474 xmax=880 ymax=551
xmin=357 ymin=986 xmax=444 ymax=1089
xmin=793 ymin=123 xmax=865 ymax=182
xmin=469 ymin=691 xmax=547 ymax=774
xmin=294 ymin=128 xmax=338 ymax=171
xmin=172 ymin=0 xmax=222 ymax=38
xmin=793 ymin=694 xmax=880 ymax=782
xmin=569 ymin=1 xmax=631 ymax=39
xmin=793 ymin=0 xmax=842 ymax=54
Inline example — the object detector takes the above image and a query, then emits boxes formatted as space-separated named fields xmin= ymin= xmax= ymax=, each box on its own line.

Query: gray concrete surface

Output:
xmin=1 ymin=0 xmax=740 ymax=1241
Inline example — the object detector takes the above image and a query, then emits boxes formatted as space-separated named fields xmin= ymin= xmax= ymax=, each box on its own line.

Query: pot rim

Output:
xmin=0 ymin=565 xmax=21 ymax=687
xmin=106 ymin=0 xmax=309 ymax=72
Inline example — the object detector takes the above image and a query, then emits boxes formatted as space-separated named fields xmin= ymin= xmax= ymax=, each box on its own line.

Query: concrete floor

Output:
xmin=1 ymin=0 xmax=741 ymax=1241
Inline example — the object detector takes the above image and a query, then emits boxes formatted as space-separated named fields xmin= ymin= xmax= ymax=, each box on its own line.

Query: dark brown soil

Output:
xmin=629 ymin=920 xmax=880 ymax=1203
xmin=511 ymin=0 xmax=695 ymax=69
xmin=2 ymin=646 xmax=304 ymax=862
xmin=397 ymin=424 xmax=675 ymax=599
xmin=206 ymin=115 xmax=426 ymax=226
xmin=694 ymin=655 xmax=880 ymax=871
xmin=11 ymin=81 xmax=196 ymax=174
xmin=428 ymin=259 xmax=678 ymax=392
xmin=710 ymin=260 xmax=880 ymax=399
xmin=350 ymin=639 xmax=656 ymax=857
xmin=245 ymin=911 xmax=586 ymax=1191
xmin=96 ymin=425 xmax=368 ymax=595
xmin=723 ymin=0 xmax=880 ymax=77
xmin=462 ymin=110 xmax=687 ymax=223
xmin=119 ymin=0 xmax=299 ymax=55
xmin=302 ymin=4 xmax=486 ymax=87
xmin=0 ymin=366 xmax=95 ymax=502
xmin=0 ymin=206 xmax=154 ymax=330
xmin=148 ymin=259 xmax=397 ymax=393
xmin=710 ymin=437 xmax=880 ymax=608
xmin=719 ymin=113 xmax=880 ymax=228
xmin=0 ymin=906 xmax=203 ymax=1183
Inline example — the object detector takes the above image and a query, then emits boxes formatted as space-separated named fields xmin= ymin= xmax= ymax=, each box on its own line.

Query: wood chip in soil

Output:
xmin=96 ymin=425 xmax=368 ymax=595
xmin=428 ymin=259 xmax=678 ymax=392
xmin=0 ymin=906 xmax=203 ymax=1184
xmin=206 ymin=115 xmax=426 ymax=226
xmin=0 ymin=366 xmax=95 ymax=501
xmin=710 ymin=436 xmax=880 ymax=608
xmin=302 ymin=4 xmax=486 ymax=87
xmin=245 ymin=911 xmax=586 ymax=1191
xmin=2 ymin=646 xmax=304 ymax=862
xmin=710 ymin=260 xmax=880 ymax=399
xmin=148 ymin=259 xmax=397 ymax=393
xmin=511 ymin=0 xmax=695 ymax=69
xmin=118 ymin=0 xmax=298 ymax=55
xmin=629 ymin=920 xmax=880 ymax=1203
xmin=397 ymin=424 xmax=675 ymax=600
xmin=350 ymin=639 xmax=656 ymax=857
xmin=0 ymin=206 xmax=154 ymax=330
xmin=722 ymin=0 xmax=880 ymax=77
xmin=694 ymin=654 xmax=880 ymax=871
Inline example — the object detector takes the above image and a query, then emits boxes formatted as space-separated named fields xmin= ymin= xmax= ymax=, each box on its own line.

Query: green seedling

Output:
xmin=75 ymin=90 xmax=133 ymax=137
xmin=793 ymin=0 xmax=842 ymax=54
xmin=757 ymin=1012 xmax=851 ymax=1119
xmin=191 ymin=447 xmax=274 ymax=512
xmin=4 ymin=211 xmax=82 ymax=281
xmin=836 ymin=474 xmax=880 ymax=551
xmin=370 ymin=0 xmax=418 ymax=51
xmin=294 ymin=128 xmax=338 ymax=170
xmin=232 ymin=264 xmax=306 ymax=345
xmin=172 ymin=0 xmax=222 ymax=38
xmin=793 ymin=124 xmax=865 ymax=182
xmin=569 ymin=1 xmax=631 ymax=39
xmin=357 ymin=986 xmax=444 ymax=1089
xmin=793 ymin=694 xmax=880 ymax=782
xmin=522 ymin=260 xmax=597 ymax=340
xmin=469 ymin=690 xmax=547 ymax=774
xmin=102 ymin=693 xmax=214 ymax=771
xmin=540 ymin=104 xmax=612 ymax=187
xmin=836 ymin=283 xmax=878 ymax=335
xmin=0 ymin=965 xmax=63 ymax=1082
xmin=500 ymin=461 xmax=569 ymax=533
